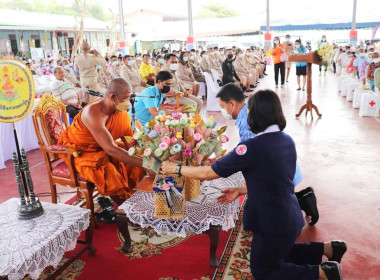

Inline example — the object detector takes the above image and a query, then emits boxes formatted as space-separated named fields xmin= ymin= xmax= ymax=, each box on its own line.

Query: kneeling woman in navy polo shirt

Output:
xmin=161 ymin=89 xmax=346 ymax=280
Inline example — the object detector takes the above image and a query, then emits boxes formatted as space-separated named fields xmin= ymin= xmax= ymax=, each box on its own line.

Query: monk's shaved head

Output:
xmin=106 ymin=78 xmax=132 ymax=97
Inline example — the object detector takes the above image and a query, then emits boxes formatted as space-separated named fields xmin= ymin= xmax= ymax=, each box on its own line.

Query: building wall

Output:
xmin=0 ymin=29 xmax=111 ymax=58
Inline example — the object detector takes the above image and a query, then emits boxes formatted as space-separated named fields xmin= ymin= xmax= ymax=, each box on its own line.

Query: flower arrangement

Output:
xmin=126 ymin=112 xmax=229 ymax=173
xmin=316 ymin=43 xmax=334 ymax=63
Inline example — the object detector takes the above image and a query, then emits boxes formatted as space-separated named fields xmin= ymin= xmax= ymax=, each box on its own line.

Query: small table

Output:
xmin=117 ymin=172 xmax=245 ymax=267
xmin=0 ymin=198 xmax=95 ymax=280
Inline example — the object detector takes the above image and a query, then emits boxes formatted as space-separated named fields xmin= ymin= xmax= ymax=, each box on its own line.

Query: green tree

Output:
xmin=195 ymin=2 xmax=239 ymax=19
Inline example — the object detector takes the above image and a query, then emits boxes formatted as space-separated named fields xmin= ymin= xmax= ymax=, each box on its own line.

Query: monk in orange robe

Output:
xmin=58 ymin=78 xmax=152 ymax=205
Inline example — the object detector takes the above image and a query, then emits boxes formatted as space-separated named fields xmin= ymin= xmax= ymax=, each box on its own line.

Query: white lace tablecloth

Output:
xmin=119 ymin=172 xmax=246 ymax=238
xmin=0 ymin=198 xmax=90 ymax=280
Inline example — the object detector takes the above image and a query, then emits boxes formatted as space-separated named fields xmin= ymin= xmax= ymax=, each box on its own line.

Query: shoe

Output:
xmin=263 ymin=73 xmax=268 ymax=76
xmin=286 ymin=80 xmax=289 ymax=82
xmin=97 ymin=196 xmax=115 ymax=212
xmin=321 ymin=261 xmax=342 ymax=280
xmin=259 ymin=75 xmax=264 ymax=78
xmin=281 ymin=84 xmax=284 ymax=88
xmin=95 ymin=210 xmax=116 ymax=224
xmin=275 ymin=84 xmax=278 ymax=88
xmin=295 ymin=186 xmax=314 ymax=200
xmin=329 ymin=240 xmax=347 ymax=263
xmin=298 ymin=190 xmax=319 ymax=226
xmin=302 ymin=88 xmax=305 ymax=91
xmin=250 ymin=84 xmax=257 ymax=88
xmin=297 ymin=87 xmax=301 ymax=91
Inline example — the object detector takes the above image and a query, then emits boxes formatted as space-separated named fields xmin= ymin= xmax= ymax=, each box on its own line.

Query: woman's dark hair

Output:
xmin=247 ymin=89 xmax=286 ymax=134
xmin=178 ymin=51 xmax=188 ymax=65
xmin=216 ymin=83 xmax=246 ymax=103
xmin=156 ymin=71 xmax=173 ymax=82
xmin=200 ymin=50 xmax=206 ymax=57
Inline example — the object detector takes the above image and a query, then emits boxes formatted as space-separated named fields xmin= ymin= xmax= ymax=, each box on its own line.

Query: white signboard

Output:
xmin=30 ymin=48 xmax=45 ymax=61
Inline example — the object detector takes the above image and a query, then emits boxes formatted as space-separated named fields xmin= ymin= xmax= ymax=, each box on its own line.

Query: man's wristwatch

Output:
xmin=175 ymin=164 xmax=182 ymax=176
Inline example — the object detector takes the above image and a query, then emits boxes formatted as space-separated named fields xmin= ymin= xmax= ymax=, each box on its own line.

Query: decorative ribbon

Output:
xmin=154 ymin=177 xmax=184 ymax=208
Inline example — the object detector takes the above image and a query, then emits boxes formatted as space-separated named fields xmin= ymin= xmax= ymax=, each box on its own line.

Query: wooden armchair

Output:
xmin=32 ymin=94 xmax=96 ymax=226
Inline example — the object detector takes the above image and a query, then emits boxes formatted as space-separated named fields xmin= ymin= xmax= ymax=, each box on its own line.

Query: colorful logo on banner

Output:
xmin=0 ymin=59 xmax=35 ymax=123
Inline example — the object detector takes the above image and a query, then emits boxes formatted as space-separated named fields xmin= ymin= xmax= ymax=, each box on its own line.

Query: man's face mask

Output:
xmin=115 ymin=95 xmax=131 ymax=112
xmin=161 ymin=84 xmax=171 ymax=94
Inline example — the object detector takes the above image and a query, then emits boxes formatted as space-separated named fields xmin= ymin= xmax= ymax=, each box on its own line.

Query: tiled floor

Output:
xmin=0 ymin=65 xmax=379 ymax=278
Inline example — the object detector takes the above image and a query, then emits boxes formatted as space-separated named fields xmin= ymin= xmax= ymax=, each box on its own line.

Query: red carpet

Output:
xmin=31 ymin=194 xmax=233 ymax=280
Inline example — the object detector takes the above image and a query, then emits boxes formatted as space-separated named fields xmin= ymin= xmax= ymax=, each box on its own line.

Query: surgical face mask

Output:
xmin=221 ymin=107 xmax=233 ymax=120
xmin=161 ymin=85 xmax=171 ymax=94
xmin=238 ymin=54 xmax=243 ymax=58
xmin=274 ymin=40 xmax=279 ymax=44
xmin=374 ymin=58 xmax=380 ymax=64
xmin=203 ymin=54 xmax=209 ymax=59
xmin=176 ymin=53 xmax=180 ymax=58
xmin=368 ymin=58 xmax=373 ymax=63
xmin=127 ymin=60 xmax=134 ymax=66
xmin=158 ymin=58 xmax=164 ymax=64
xmin=322 ymin=38 xmax=326 ymax=42
xmin=190 ymin=55 xmax=195 ymax=60
xmin=285 ymin=37 xmax=290 ymax=42
xmin=115 ymin=96 xmax=131 ymax=112
xmin=210 ymin=51 xmax=214 ymax=55
xmin=183 ymin=56 xmax=189 ymax=62
xmin=246 ymin=52 xmax=252 ymax=56
xmin=294 ymin=44 xmax=300 ymax=49
xmin=214 ymin=51 xmax=220 ymax=55
xmin=112 ymin=61 xmax=119 ymax=66
xmin=136 ymin=57 xmax=141 ymax=61
xmin=96 ymin=65 xmax=102 ymax=70
xmin=63 ymin=65 xmax=70 ymax=70
xmin=359 ymin=53 xmax=365 ymax=57
xmin=169 ymin=63 xmax=178 ymax=71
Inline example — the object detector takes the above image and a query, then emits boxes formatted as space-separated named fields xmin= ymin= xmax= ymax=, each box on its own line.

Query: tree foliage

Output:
xmin=195 ymin=2 xmax=239 ymax=19
xmin=0 ymin=0 xmax=110 ymax=21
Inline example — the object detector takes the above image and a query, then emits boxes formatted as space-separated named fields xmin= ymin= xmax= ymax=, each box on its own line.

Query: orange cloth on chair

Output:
xmin=58 ymin=110 xmax=145 ymax=199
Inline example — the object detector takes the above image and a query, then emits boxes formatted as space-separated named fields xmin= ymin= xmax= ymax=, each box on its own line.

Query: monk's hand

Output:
xmin=161 ymin=161 xmax=177 ymax=174
xmin=217 ymin=188 xmax=240 ymax=204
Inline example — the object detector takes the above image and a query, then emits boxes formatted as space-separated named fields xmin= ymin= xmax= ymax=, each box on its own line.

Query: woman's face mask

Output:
xmin=183 ymin=56 xmax=189 ymax=62
xmin=127 ymin=60 xmax=134 ymax=66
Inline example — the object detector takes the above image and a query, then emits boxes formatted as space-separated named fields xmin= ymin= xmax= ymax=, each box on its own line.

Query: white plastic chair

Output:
xmin=203 ymin=72 xmax=221 ymax=111
xmin=198 ymin=82 xmax=206 ymax=98
xmin=211 ymin=69 xmax=221 ymax=88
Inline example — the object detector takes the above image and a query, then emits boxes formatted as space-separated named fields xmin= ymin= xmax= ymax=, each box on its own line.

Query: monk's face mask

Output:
xmin=115 ymin=95 xmax=131 ymax=112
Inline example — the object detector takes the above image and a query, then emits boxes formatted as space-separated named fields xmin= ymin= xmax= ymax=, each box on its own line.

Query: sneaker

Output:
xmin=97 ymin=196 xmax=115 ymax=212
xmin=297 ymin=87 xmax=301 ymax=91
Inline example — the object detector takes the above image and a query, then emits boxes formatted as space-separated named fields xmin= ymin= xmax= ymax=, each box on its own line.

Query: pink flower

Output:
xmin=162 ymin=136 xmax=171 ymax=144
xmin=194 ymin=133 xmax=203 ymax=142
xmin=184 ymin=149 xmax=192 ymax=157
xmin=172 ymin=112 xmax=181 ymax=119
xmin=170 ymin=137 xmax=178 ymax=144
xmin=154 ymin=125 xmax=162 ymax=133
xmin=221 ymin=135 xmax=229 ymax=143
xmin=159 ymin=142 xmax=169 ymax=151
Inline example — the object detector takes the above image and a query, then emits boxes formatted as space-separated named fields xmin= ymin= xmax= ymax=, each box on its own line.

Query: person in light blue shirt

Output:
xmin=294 ymin=39 xmax=308 ymax=91
xmin=353 ymin=48 xmax=367 ymax=79
xmin=131 ymin=71 xmax=172 ymax=126
xmin=216 ymin=83 xmax=319 ymax=226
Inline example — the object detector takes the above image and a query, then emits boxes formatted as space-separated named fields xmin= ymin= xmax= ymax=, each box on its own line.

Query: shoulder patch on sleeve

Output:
xmin=235 ymin=144 xmax=247 ymax=156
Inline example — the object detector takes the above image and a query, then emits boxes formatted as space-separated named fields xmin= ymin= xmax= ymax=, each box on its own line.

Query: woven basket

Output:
xmin=183 ymin=177 xmax=200 ymax=201
xmin=153 ymin=174 xmax=185 ymax=219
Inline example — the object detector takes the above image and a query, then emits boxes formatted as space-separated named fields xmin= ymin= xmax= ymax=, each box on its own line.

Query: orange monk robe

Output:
xmin=58 ymin=110 xmax=146 ymax=199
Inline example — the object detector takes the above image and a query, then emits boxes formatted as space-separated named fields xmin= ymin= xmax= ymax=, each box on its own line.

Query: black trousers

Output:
xmin=251 ymin=230 xmax=323 ymax=280
xmin=66 ymin=102 xmax=87 ymax=119
xmin=274 ymin=62 xmax=285 ymax=85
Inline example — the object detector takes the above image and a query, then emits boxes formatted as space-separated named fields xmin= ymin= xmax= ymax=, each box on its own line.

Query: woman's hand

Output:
xmin=161 ymin=161 xmax=177 ymax=174
xmin=217 ymin=188 xmax=241 ymax=204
